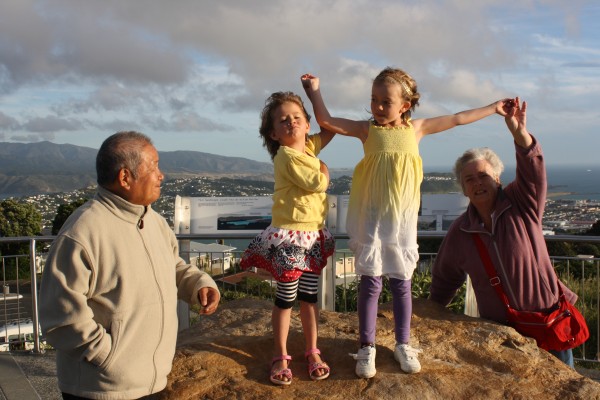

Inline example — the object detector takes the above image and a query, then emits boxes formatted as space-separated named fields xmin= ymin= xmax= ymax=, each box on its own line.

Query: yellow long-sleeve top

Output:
xmin=271 ymin=134 xmax=329 ymax=231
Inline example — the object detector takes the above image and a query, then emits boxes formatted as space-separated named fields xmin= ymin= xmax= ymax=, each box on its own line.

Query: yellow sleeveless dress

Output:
xmin=346 ymin=121 xmax=423 ymax=279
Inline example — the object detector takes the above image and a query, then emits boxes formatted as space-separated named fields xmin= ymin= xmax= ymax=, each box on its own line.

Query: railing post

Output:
xmin=328 ymin=255 xmax=337 ymax=311
xmin=597 ymin=259 xmax=599 ymax=361
xmin=177 ymin=239 xmax=191 ymax=331
xmin=318 ymin=255 xmax=335 ymax=311
xmin=29 ymin=238 xmax=43 ymax=354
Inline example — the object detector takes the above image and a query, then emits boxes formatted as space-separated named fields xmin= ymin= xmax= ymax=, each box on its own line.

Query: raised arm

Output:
xmin=413 ymin=98 xmax=513 ymax=140
xmin=301 ymin=74 xmax=368 ymax=142
xmin=317 ymin=126 xmax=337 ymax=149
xmin=504 ymin=97 xmax=532 ymax=149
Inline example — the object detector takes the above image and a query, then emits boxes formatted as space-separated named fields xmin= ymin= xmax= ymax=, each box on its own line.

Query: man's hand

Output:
xmin=198 ymin=287 xmax=220 ymax=315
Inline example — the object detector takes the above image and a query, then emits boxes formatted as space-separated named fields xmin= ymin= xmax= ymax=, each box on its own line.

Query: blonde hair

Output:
xmin=373 ymin=67 xmax=420 ymax=123
xmin=259 ymin=92 xmax=311 ymax=160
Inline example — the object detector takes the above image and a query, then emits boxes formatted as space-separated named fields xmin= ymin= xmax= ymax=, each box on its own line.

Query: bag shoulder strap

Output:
xmin=471 ymin=233 xmax=512 ymax=308
xmin=471 ymin=233 xmax=566 ymax=310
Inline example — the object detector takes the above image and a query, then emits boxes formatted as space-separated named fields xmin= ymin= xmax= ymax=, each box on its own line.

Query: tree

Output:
xmin=546 ymin=240 xmax=577 ymax=257
xmin=574 ymin=243 xmax=600 ymax=258
xmin=0 ymin=199 xmax=42 ymax=238
xmin=584 ymin=219 xmax=600 ymax=236
xmin=51 ymin=198 xmax=88 ymax=235
xmin=0 ymin=199 xmax=43 ymax=279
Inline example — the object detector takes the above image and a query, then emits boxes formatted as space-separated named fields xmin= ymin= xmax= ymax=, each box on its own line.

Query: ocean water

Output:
xmin=503 ymin=164 xmax=600 ymax=201
xmin=427 ymin=164 xmax=600 ymax=201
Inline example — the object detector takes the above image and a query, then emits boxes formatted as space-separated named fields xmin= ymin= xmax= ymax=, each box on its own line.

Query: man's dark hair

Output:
xmin=96 ymin=131 xmax=153 ymax=187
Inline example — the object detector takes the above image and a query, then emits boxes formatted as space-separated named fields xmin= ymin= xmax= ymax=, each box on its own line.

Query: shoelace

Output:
xmin=349 ymin=352 xmax=369 ymax=360
xmin=349 ymin=346 xmax=375 ymax=360
xmin=400 ymin=346 xmax=423 ymax=359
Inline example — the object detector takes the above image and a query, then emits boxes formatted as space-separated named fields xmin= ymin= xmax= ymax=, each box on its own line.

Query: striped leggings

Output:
xmin=274 ymin=272 xmax=320 ymax=309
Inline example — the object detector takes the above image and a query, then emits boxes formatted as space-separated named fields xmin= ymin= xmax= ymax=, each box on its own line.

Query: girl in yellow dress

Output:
xmin=302 ymin=69 xmax=511 ymax=378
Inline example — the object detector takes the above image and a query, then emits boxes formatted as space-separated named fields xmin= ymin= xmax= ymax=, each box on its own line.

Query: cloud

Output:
xmin=2 ymin=1 xmax=516 ymax=108
xmin=93 ymin=118 xmax=142 ymax=133
xmin=9 ymin=133 xmax=56 ymax=142
xmin=21 ymin=115 xmax=82 ymax=132
xmin=1 ymin=1 xmax=193 ymax=86
xmin=146 ymin=111 xmax=232 ymax=133
xmin=0 ymin=111 xmax=19 ymax=129
xmin=562 ymin=61 xmax=600 ymax=68
xmin=0 ymin=0 xmax=598 ymax=168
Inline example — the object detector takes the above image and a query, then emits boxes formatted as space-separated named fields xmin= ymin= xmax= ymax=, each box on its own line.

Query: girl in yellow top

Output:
xmin=241 ymin=91 xmax=335 ymax=385
xmin=302 ymin=69 xmax=511 ymax=378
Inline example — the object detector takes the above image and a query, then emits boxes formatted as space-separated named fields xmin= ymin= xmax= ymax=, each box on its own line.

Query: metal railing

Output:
xmin=1 ymin=233 xmax=598 ymax=364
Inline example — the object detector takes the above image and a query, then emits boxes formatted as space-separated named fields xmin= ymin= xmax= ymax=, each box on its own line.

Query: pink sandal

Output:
xmin=305 ymin=349 xmax=330 ymax=381
xmin=270 ymin=355 xmax=292 ymax=386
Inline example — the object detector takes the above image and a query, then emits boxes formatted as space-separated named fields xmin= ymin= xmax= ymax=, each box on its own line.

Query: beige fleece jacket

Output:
xmin=40 ymin=187 xmax=218 ymax=399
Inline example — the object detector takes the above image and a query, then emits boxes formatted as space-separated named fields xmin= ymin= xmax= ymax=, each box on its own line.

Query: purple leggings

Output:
xmin=358 ymin=275 xmax=412 ymax=344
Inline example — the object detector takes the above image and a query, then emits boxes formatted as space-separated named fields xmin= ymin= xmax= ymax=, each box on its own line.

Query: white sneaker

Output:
xmin=350 ymin=345 xmax=376 ymax=378
xmin=394 ymin=344 xmax=422 ymax=374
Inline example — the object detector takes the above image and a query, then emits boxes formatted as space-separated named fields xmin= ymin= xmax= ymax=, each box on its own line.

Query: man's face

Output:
xmin=126 ymin=144 xmax=164 ymax=206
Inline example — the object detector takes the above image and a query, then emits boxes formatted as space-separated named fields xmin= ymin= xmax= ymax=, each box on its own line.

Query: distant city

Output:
xmin=18 ymin=174 xmax=600 ymax=236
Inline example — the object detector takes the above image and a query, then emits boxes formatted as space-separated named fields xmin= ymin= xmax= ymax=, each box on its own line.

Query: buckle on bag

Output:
xmin=489 ymin=277 xmax=501 ymax=286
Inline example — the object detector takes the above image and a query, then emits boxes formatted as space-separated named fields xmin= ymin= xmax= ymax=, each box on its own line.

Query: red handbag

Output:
xmin=473 ymin=234 xmax=589 ymax=351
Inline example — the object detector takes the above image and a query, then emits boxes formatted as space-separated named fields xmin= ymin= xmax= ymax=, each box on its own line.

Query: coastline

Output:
xmin=547 ymin=191 xmax=575 ymax=199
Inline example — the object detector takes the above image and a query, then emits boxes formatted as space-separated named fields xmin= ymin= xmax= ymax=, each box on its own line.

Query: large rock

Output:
xmin=158 ymin=298 xmax=600 ymax=399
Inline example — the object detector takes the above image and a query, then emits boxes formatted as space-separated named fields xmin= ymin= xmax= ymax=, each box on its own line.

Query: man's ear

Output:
xmin=117 ymin=168 xmax=132 ymax=190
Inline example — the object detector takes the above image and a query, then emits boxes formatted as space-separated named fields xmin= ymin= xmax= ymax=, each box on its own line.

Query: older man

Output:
xmin=429 ymin=98 xmax=578 ymax=367
xmin=40 ymin=132 xmax=220 ymax=399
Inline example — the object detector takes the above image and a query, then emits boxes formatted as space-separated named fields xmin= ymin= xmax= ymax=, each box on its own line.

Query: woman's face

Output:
xmin=460 ymin=159 xmax=501 ymax=208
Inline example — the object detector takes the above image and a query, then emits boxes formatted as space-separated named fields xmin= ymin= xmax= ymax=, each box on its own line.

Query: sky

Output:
xmin=1 ymin=0 xmax=599 ymax=171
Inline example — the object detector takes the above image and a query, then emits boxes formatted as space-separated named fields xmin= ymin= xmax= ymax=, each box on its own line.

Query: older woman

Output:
xmin=429 ymin=98 xmax=578 ymax=367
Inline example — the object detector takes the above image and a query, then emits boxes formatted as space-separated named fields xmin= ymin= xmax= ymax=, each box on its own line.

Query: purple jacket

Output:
xmin=430 ymin=137 xmax=577 ymax=324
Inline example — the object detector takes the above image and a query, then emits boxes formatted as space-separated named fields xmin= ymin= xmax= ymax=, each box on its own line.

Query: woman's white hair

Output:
xmin=453 ymin=147 xmax=504 ymax=183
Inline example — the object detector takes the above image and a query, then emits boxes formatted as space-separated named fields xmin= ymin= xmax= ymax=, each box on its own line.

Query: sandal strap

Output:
xmin=308 ymin=361 xmax=330 ymax=372
xmin=272 ymin=354 xmax=292 ymax=364
xmin=304 ymin=348 xmax=321 ymax=358
xmin=272 ymin=367 xmax=293 ymax=379
xmin=308 ymin=360 xmax=330 ymax=380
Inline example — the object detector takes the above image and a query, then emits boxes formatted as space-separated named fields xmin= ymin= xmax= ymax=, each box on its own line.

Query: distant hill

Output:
xmin=0 ymin=141 xmax=274 ymax=196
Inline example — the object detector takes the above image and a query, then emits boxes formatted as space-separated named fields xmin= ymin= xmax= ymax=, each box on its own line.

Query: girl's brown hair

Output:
xmin=259 ymin=91 xmax=311 ymax=160
xmin=373 ymin=67 xmax=420 ymax=123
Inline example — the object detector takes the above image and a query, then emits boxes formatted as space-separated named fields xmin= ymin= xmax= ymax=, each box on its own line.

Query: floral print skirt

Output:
xmin=240 ymin=226 xmax=335 ymax=282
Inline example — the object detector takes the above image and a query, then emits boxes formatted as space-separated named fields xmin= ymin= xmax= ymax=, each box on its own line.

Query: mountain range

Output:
xmin=0 ymin=141 xmax=275 ymax=197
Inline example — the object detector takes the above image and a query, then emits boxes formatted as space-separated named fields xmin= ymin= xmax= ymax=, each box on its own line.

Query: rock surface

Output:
xmin=158 ymin=298 xmax=600 ymax=399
